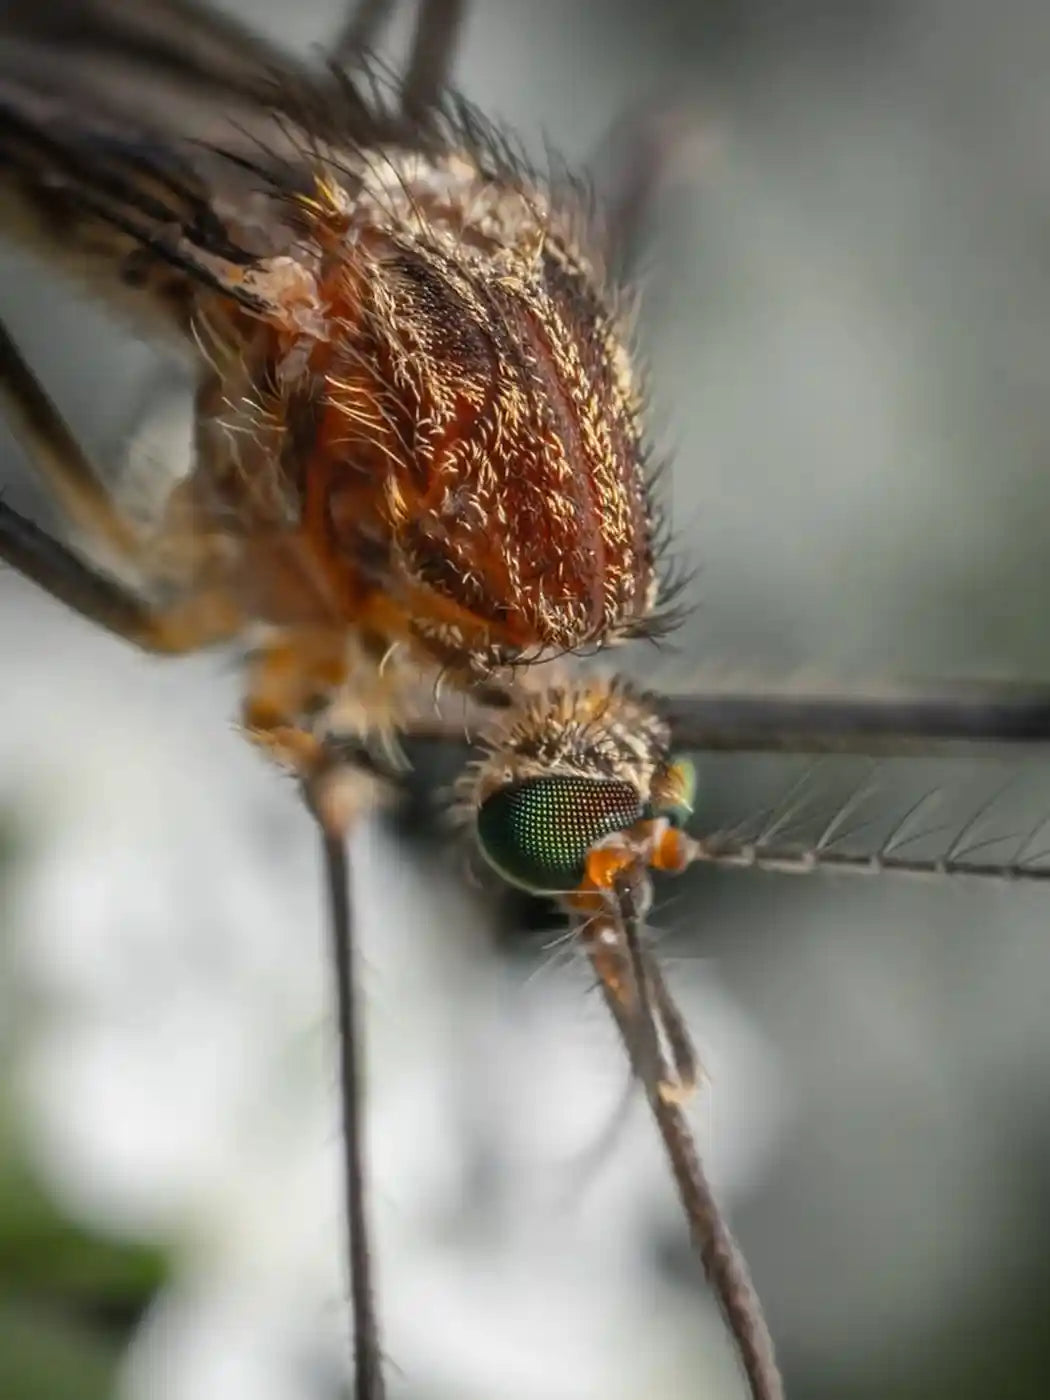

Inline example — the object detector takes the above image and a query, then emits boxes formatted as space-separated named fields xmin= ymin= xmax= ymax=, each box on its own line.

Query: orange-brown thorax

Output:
xmin=186 ymin=150 xmax=659 ymax=677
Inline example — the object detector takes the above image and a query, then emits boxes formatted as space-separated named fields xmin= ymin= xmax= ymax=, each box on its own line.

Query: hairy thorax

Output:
xmin=182 ymin=145 xmax=663 ymax=683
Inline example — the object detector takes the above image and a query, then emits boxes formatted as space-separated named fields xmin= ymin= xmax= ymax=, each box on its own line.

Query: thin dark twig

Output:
xmin=314 ymin=805 xmax=385 ymax=1400
xmin=579 ymin=899 xmax=783 ymax=1400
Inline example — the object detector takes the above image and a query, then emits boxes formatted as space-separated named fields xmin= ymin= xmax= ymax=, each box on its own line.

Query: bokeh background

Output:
xmin=3 ymin=1 xmax=1050 ymax=1397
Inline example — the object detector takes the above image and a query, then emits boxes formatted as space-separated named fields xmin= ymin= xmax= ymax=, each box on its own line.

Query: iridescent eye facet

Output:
xmin=476 ymin=776 xmax=644 ymax=894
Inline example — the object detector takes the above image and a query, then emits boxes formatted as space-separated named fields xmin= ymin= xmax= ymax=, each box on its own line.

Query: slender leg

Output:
xmin=330 ymin=0 xmax=464 ymax=121
xmin=401 ymin=0 xmax=465 ymax=121
xmin=0 ymin=498 xmax=241 ymax=653
xmin=244 ymin=631 xmax=387 ymax=1396
xmin=308 ymin=768 xmax=386 ymax=1400
xmin=0 ymin=318 xmax=141 ymax=565
xmin=0 ymin=497 xmax=155 ymax=643
xmin=330 ymin=0 xmax=397 ymax=64
xmin=597 ymin=106 xmax=717 ymax=282
xmin=0 ymin=310 xmax=245 ymax=650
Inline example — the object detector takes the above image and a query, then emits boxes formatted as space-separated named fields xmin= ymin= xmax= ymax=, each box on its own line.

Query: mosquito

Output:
xmin=2 ymin=3 xmax=1050 ymax=1399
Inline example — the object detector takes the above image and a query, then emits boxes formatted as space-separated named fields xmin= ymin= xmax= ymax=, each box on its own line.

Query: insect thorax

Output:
xmin=188 ymin=143 xmax=663 ymax=680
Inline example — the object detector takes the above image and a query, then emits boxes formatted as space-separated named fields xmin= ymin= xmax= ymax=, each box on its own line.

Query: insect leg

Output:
xmin=321 ymin=828 xmax=385 ymax=1400
xmin=401 ymin=0 xmax=466 ymax=122
xmin=0 ymin=497 xmax=153 ymax=644
xmin=0 ymin=312 xmax=247 ymax=650
xmin=0 ymin=316 xmax=141 ymax=565
xmin=593 ymin=102 xmax=718 ymax=282
xmin=330 ymin=0 xmax=398 ymax=63
xmin=330 ymin=0 xmax=465 ymax=116
xmin=307 ymin=768 xmax=386 ymax=1400
xmin=0 ymin=498 xmax=242 ymax=653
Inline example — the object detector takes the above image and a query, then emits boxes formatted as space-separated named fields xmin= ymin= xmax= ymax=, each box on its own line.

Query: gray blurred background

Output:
xmin=3 ymin=1 xmax=1050 ymax=1397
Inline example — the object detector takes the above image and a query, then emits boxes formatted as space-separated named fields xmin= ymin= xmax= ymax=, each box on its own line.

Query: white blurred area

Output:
xmin=6 ymin=2 xmax=1050 ymax=1399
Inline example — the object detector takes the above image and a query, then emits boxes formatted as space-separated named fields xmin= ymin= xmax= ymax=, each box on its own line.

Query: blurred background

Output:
xmin=3 ymin=1 xmax=1050 ymax=1397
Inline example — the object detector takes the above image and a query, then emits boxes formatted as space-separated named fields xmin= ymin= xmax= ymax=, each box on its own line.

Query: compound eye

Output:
xmin=653 ymin=758 xmax=697 ymax=829
xmin=476 ymin=776 xmax=644 ymax=894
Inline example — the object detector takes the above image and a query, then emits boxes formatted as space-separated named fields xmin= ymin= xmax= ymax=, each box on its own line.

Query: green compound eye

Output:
xmin=654 ymin=758 xmax=697 ymax=829
xmin=476 ymin=776 xmax=645 ymax=894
